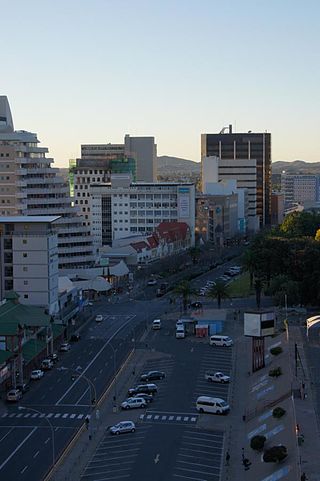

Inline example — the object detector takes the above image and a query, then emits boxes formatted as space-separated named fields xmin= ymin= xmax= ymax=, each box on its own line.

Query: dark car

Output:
xmin=70 ymin=333 xmax=81 ymax=342
xmin=135 ymin=393 xmax=153 ymax=403
xmin=190 ymin=301 xmax=203 ymax=309
xmin=16 ymin=382 xmax=30 ymax=393
xmin=49 ymin=353 xmax=59 ymax=363
xmin=128 ymin=383 xmax=158 ymax=396
xmin=140 ymin=371 xmax=165 ymax=382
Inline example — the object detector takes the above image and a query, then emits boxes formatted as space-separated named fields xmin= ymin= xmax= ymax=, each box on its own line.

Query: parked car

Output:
xmin=205 ymin=371 xmax=230 ymax=383
xmin=135 ymin=393 xmax=153 ymax=403
xmin=6 ymin=389 xmax=22 ymax=402
xmin=121 ymin=397 xmax=147 ymax=410
xmin=147 ymin=279 xmax=157 ymax=286
xmin=152 ymin=319 xmax=161 ymax=330
xmin=109 ymin=421 xmax=136 ymax=435
xmin=30 ymin=370 xmax=44 ymax=380
xmin=140 ymin=371 xmax=165 ymax=382
xmin=196 ymin=396 xmax=230 ymax=415
xmin=59 ymin=342 xmax=71 ymax=352
xmin=70 ymin=333 xmax=81 ymax=342
xmin=128 ymin=383 xmax=158 ymax=396
xmin=41 ymin=359 xmax=53 ymax=371
xmin=16 ymin=382 xmax=30 ymax=393
xmin=210 ymin=335 xmax=233 ymax=347
xmin=48 ymin=353 xmax=59 ymax=363
xmin=190 ymin=301 xmax=203 ymax=309
xmin=95 ymin=314 xmax=103 ymax=323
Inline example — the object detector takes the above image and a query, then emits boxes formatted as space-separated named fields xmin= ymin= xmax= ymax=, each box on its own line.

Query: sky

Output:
xmin=1 ymin=0 xmax=320 ymax=166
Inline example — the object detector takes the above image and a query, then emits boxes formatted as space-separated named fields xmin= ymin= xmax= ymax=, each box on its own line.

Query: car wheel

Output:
xmin=208 ymin=378 xmax=213 ymax=382
xmin=116 ymin=431 xmax=120 ymax=435
xmin=125 ymin=405 xmax=130 ymax=410
xmin=131 ymin=428 xmax=135 ymax=433
xmin=141 ymin=404 xmax=146 ymax=408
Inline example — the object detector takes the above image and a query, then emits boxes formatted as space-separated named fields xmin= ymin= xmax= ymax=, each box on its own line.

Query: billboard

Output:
xmin=244 ymin=311 xmax=275 ymax=337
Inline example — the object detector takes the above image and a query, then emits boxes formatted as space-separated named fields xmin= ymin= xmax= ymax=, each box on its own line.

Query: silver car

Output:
xmin=121 ymin=397 xmax=147 ymax=410
xmin=109 ymin=421 xmax=136 ymax=435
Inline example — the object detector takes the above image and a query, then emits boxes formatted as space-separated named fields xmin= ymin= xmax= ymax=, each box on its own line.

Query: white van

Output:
xmin=176 ymin=325 xmax=185 ymax=339
xmin=196 ymin=396 xmax=230 ymax=415
xmin=209 ymin=335 xmax=233 ymax=347
xmin=152 ymin=319 xmax=161 ymax=330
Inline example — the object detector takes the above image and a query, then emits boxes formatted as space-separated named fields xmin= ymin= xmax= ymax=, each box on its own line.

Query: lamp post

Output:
xmin=18 ymin=406 xmax=55 ymax=468
xmin=109 ymin=343 xmax=117 ymax=406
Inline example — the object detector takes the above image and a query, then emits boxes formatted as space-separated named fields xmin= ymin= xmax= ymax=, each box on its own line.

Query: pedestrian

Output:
xmin=301 ymin=473 xmax=308 ymax=481
xmin=243 ymin=458 xmax=251 ymax=470
xmin=225 ymin=451 xmax=230 ymax=466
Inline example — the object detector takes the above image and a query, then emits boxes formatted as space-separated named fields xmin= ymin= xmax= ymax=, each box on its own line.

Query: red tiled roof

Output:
xmin=147 ymin=235 xmax=159 ymax=249
xmin=156 ymin=222 xmax=190 ymax=242
xmin=130 ymin=241 xmax=150 ymax=253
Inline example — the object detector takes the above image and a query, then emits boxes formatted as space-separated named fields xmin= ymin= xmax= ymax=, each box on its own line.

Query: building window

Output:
xmin=24 ymin=280 xmax=28 ymax=285
xmin=23 ymin=266 xmax=28 ymax=272
xmin=23 ymin=239 xmax=27 ymax=244
xmin=24 ymin=294 xmax=29 ymax=299
xmin=23 ymin=253 xmax=28 ymax=258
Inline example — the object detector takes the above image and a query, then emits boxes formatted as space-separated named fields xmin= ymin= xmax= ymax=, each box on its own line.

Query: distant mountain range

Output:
xmin=272 ymin=160 xmax=320 ymax=174
xmin=157 ymin=156 xmax=200 ymax=174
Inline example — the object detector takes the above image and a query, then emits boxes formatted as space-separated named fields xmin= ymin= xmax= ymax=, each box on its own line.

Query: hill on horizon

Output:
xmin=157 ymin=155 xmax=200 ymax=174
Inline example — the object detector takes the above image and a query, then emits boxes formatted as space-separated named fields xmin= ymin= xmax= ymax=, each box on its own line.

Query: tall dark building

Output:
xmin=201 ymin=127 xmax=271 ymax=226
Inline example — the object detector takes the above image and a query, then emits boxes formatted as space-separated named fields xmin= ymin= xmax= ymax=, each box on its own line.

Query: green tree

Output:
xmin=207 ymin=281 xmax=230 ymax=309
xmin=242 ymin=250 xmax=257 ymax=288
xmin=173 ymin=280 xmax=195 ymax=312
xmin=189 ymin=247 xmax=201 ymax=264
xmin=254 ymin=278 xmax=264 ymax=308
xmin=280 ymin=211 xmax=320 ymax=238
xmin=315 ymin=229 xmax=320 ymax=241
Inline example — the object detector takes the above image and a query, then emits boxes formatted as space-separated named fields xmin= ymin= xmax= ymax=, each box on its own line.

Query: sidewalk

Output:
xmin=223 ymin=327 xmax=299 ymax=481
xmin=289 ymin=326 xmax=320 ymax=481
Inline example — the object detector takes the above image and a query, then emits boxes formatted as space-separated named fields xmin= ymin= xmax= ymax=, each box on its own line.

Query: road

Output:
xmin=0 ymin=297 xmax=169 ymax=481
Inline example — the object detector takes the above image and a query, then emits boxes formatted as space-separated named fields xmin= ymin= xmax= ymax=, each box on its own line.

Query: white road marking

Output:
xmin=62 ymin=414 xmax=68 ymax=418
xmin=46 ymin=414 xmax=53 ymax=418
xmin=55 ymin=314 xmax=136 ymax=406
xmin=70 ymin=414 xmax=76 ymax=419
xmin=20 ymin=465 xmax=28 ymax=474
xmin=1 ymin=414 xmax=8 ymax=418
xmin=45 ymin=437 xmax=50 ymax=444
xmin=77 ymin=414 xmax=84 ymax=419
xmin=0 ymin=427 xmax=37 ymax=472
xmin=0 ymin=427 xmax=14 ymax=443
xmin=31 ymin=414 xmax=38 ymax=418
xmin=33 ymin=450 xmax=39 ymax=458
xmin=154 ymin=453 xmax=160 ymax=464
xmin=54 ymin=414 xmax=61 ymax=418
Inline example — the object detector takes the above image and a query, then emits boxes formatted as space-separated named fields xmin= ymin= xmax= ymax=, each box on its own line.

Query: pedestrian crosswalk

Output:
xmin=1 ymin=411 xmax=90 ymax=421
xmin=139 ymin=411 xmax=198 ymax=424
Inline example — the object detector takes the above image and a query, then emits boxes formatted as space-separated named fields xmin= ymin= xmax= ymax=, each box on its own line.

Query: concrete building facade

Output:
xmin=201 ymin=128 xmax=271 ymax=226
xmin=281 ymin=173 xmax=319 ymax=208
xmin=0 ymin=216 xmax=59 ymax=314
xmin=91 ymin=175 xmax=195 ymax=248
xmin=0 ymin=96 xmax=95 ymax=270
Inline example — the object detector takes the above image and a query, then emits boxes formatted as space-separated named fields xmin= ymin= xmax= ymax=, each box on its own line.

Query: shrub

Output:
xmin=270 ymin=346 xmax=283 ymax=356
xmin=272 ymin=407 xmax=286 ymax=418
xmin=250 ymin=435 xmax=266 ymax=451
xmin=269 ymin=367 xmax=282 ymax=378
xmin=263 ymin=445 xmax=287 ymax=463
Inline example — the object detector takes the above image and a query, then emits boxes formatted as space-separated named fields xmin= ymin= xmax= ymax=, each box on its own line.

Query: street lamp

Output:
xmin=108 ymin=343 xmax=117 ymax=405
xmin=18 ymin=406 xmax=55 ymax=468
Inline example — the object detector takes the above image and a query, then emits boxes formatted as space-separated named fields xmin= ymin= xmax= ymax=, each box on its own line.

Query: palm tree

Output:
xmin=254 ymin=278 xmax=264 ymax=308
xmin=242 ymin=250 xmax=256 ymax=288
xmin=189 ymin=247 xmax=201 ymax=265
xmin=173 ymin=280 xmax=195 ymax=312
xmin=207 ymin=282 xmax=230 ymax=309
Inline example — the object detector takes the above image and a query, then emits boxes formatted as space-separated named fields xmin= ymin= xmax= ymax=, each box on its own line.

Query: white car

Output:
xmin=6 ymin=389 xmax=22 ymax=402
xmin=121 ymin=397 xmax=147 ymax=410
xmin=205 ymin=371 xmax=230 ymax=383
xmin=30 ymin=370 xmax=44 ymax=380
xmin=59 ymin=342 xmax=71 ymax=352
xmin=95 ymin=314 xmax=103 ymax=323
xmin=147 ymin=279 xmax=157 ymax=286
xmin=109 ymin=421 xmax=136 ymax=435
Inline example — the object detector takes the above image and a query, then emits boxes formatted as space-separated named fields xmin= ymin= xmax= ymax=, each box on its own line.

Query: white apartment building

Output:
xmin=281 ymin=173 xmax=319 ymax=208
xmin=91 ymin=175 xmax=195 ymax=248
xmin=202 ymin=155 xmax=259 ymax=231
xmin=0 ymin=216 xmax=59 ymax=314
xmin=0 ymin=96 xmax=95 ymax=270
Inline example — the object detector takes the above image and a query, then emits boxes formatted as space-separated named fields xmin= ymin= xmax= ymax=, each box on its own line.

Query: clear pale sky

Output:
xmin=1 ymin=0 xmax=319 ymax=166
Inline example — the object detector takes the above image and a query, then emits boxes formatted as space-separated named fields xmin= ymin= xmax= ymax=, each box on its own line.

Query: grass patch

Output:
xmin=228 ymin=272 xmax=253 ymax=298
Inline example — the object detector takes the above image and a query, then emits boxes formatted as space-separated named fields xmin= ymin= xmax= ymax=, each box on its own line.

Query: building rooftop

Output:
xmin=0 ymin=216 xmax=61 ymax=224
xmin=91 ymin=182 xmax=194 ymax=187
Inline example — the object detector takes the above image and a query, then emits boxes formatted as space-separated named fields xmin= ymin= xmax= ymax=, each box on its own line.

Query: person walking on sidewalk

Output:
xmin=225 ymin=451 xmax=230 ymax=466
xmin=301 ymin=473 xmax=308 ymax=481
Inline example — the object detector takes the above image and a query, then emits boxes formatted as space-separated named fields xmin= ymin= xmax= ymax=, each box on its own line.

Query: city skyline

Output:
xmin=1 ymin=0 xmax=320 ymax=166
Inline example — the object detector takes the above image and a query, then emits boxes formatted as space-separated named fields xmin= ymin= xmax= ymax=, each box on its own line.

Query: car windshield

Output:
xmin=220 ymin=401 xmax=228 ymax=406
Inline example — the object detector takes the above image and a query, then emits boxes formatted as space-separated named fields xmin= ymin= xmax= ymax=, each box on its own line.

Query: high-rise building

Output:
xmin=281 ymin=173 xmax=319 ymax=208
xmin=91 ymin=175 xmax=195 ymax=248
xmin=124 ymin=135 xmax=157 ymax=182
xmin=201 ymin=127 xmax=271 ymax=226
xmin=0 ymin=96 xmax=95 ymax=270
xmin=0 ymin=216 xmax=59 ymax=314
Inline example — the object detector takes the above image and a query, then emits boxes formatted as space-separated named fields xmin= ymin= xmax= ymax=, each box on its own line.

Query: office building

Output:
xmin=202 ymin=156 xmax=257 ymax=231
xmin=0 ymin=216 xmax=59 ymax=314
xmin=271 ymin=192 xmax=285 ymax=226
xmin=124 ymin=135 xmax=157 ymax=182
xmin=201 ymin=127 xmax=271 ymax=226
xmin=281 ymin=173 xmax=319 ymax=208
xmin=91 ymin=175 xmax=195 ymax=248
xmin=0 ymin=96 xmax=95 ymax=270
